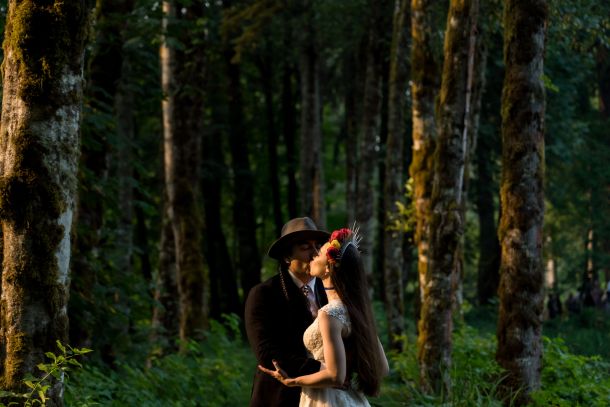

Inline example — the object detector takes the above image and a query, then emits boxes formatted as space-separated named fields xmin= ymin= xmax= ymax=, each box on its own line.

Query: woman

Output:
xmin=259 ymin=227 xmax=389 ymax=406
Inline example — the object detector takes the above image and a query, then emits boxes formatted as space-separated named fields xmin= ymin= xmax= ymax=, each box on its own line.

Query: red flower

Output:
xmin=326 ymin=246 xmax=340 ymax=264
xmin=330 ymin=228 xmax=351 ymax=243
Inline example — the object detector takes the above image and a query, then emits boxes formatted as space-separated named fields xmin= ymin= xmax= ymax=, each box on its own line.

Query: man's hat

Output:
xmin=267 ymin=217 xmax=330 ymax=260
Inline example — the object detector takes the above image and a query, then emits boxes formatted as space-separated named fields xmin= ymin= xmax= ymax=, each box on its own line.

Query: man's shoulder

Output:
xmin=247 ymin=273 xmax=283 ymax=299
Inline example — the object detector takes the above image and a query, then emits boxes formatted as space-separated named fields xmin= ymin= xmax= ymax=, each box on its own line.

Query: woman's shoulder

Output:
xmin=319 ymin=300 xmax=350 ymax=325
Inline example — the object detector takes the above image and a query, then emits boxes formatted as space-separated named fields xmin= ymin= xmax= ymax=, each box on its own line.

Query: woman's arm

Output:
xmin=258 ymin=311 xmax=346 ymax=388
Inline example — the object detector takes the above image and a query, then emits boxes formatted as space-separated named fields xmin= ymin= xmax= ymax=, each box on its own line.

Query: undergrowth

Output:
xmin=62 ymin=312 xmax=610 ymax=406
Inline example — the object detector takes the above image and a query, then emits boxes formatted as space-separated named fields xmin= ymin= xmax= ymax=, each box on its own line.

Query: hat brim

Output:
xmin=267 ymin=230 xmax=330 ymax=260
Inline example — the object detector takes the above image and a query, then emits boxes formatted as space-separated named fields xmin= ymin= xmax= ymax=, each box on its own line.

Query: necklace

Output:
xmin=323 ymin=286 xmax=335 ymax=290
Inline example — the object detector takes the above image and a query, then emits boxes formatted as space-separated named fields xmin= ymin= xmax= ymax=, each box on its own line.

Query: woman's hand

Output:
xmin=258 ymin=360 xmax=298 ymax=387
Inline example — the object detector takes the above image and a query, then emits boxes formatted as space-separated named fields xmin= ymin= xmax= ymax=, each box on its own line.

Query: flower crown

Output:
xmin=326 ymin=224 xmax=362 ymax=266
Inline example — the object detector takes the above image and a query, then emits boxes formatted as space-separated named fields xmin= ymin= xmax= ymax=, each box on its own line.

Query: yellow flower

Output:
xmin=330 ymin=239 xmax=341 ymax=249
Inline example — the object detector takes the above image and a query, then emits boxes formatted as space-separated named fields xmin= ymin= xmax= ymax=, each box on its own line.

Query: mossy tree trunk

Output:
xmin=383 ymin=0 xmax=410 ymax=351
xmin=495 ymin=0 xmax=547 ymax=402
xmin=298 ymin=0 xmax=326 ymax=228
xmin=418 ymin=0 xmax=478 ymax=395
xmin=0 ymin=0 xmax=93 ymax=404
xmin=161 ymin=0 xmax=209 ymax=341
xmin=409 ymin=0 xmax=440 ymax=331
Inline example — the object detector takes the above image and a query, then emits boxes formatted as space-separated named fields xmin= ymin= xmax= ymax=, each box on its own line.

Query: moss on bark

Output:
xmin=0 ymin=1 xmax=93 ymax=403
xmin=2 ymin=0 xmax=91 ymax=104
xmin=496 ymin=0 xmax=547 ymax=403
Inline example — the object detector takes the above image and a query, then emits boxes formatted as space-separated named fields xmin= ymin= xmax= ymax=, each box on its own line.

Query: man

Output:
xmin=245 ymin=217 xmax=330 ymax=407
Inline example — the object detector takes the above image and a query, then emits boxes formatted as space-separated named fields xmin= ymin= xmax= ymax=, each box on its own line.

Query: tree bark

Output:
xmin=203 ymin=104 xmax=240 ymax=320
xmin=70 ymin=0 xmax=132 ymax=351
xmin=0 ymin=1 xmax=93 ymax=403
xmin=455 ymin=18 xmax=487 ymax=314
xmin=495 ymin=0 xmax=547 ymax=402
xmin=356 ymin=0 xmax=389 ymax=276
xmin=281 ymin=20 xmax=298 ymax=219
xmin=344 ymin=43 xmax=365 ymax=226
xmin=475 ymin=130 xmax=501 ymax=305
xmin=419 ymin=0 xmax=478 ymax=395
xmin=383 ymin=0 xmax=410 ymax=351
xmin=409 ymin=0 xmax=440 ymax=332
xmin=161 ymin=0 xmax=209 ymax=341
xmin=150 ymin=199 xmax=179 ymax=354
xmin=114 ymin=55 xmax=135 ymax=278
xmin=257 ymin=49 xmax=283 ymax=236
xmin=298 ymin=0 xmax=326 ymax=228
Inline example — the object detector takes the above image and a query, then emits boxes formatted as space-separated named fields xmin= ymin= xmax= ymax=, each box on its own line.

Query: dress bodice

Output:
xmin=303 ymin=300 xmax=351 ymax=362
xmin=300 ymin=300 xmax=370 ymax=406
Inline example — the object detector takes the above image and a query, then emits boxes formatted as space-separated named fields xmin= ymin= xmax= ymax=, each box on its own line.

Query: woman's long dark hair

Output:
xmin=329 ymin=244 xmax=383 ymax=396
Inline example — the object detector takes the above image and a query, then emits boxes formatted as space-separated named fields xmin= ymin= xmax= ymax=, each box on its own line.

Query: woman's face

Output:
xmin=309 ymin=242 xmax=330 ymax=278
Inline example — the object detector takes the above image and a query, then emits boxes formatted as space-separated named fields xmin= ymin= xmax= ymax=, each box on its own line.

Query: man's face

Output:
xmin=286 ymin=239 xmax=322 ymax=279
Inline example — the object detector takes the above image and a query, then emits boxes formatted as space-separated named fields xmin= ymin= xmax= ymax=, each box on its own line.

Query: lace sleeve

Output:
xmin=320 ymin=303 xmax=350 ymax=327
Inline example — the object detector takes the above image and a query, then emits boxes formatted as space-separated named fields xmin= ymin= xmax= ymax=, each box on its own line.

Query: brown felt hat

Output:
xmin=267 ymin=217 xmax=330 ymax=260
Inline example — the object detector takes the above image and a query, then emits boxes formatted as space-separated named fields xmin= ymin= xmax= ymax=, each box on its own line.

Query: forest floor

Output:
xmin=63 ymin=304 xmax=610 ymax=406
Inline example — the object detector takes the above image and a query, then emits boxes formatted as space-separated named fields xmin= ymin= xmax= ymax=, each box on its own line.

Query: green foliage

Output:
xmin=531 ymin=337 xmax=610 ymax=406
xmin=0 ymin=341 xmax=92 ymax=407
xmin=378 ymin=325 xmax=508 ymax=406
xmin=65 ymin=315 xmax=254 ymax=407
xmin=387 ymin=179 xmax=416 ymax=234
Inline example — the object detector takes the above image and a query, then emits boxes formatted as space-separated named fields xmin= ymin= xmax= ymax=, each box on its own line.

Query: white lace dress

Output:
xmin=300 ymin=300 xmax=370 ymax=407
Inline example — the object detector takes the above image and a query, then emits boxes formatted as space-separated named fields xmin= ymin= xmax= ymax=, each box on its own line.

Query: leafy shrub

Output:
xmin=531 ymin=336 xmax=610 ymax=406
xmin=66 ymin=314 xmax=255 ymax=407
xmin=0 ymin=341 xmax=92 ymax=407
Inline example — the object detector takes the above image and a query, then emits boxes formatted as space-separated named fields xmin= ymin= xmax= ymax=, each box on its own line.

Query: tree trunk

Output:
xmin=114 ymin=56 xmax=135 ymax=278
xmin=298 ymin=1 xmax=326 ymax=228
xmin=0 ymin=1 xmax=92 ymax=403
xmin=282 ymin=61 xmax=299 ymax=219
xmin=281 ymin=19 xmax=298 ymax=220
xmin=344 ymin=44 xmax=364 ymax=226
xmin=409 ymin=0 xmax=440 ymax=332
xmin=419 ymin=0 xmax=478 ymax=395
xmin=70 ymin=0 xmax=131 ymax=350
xmin=257 ymin=50 xmax=283 ymax=236
xmin=544 ymin=236 xmax=557 ymax=289
xmin=161 ymin=0 xmax=209 ymax=341
xmin=203 ymin=104 xmax=240 ymax=320
xmin=224 ymin=5 xmax=262 ymax=300
xmin=455 ymin=19 xmax=487 ymax=314
xmin=150 ymin=199 xmax=179 ymax=354
xmin=475 ymin=132 xmax=501 ymax=305
xmin=383 ymin=0 xmax=410 ymax=351
xmin=495 ymin=0 xmax=547 ymax=402
xmin=356 ymin=0 xmax=389 ymax=277
xmin=595 ymin=45 xmax=610 ymax=285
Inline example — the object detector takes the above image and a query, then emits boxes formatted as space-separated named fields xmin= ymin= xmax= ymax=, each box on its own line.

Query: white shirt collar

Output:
xmin=287 ymin=270 xmax=316 ymax=291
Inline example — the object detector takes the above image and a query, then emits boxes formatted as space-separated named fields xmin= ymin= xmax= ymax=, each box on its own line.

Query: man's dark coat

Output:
xmin=245 ymin=269 xmax=328 ymax=407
